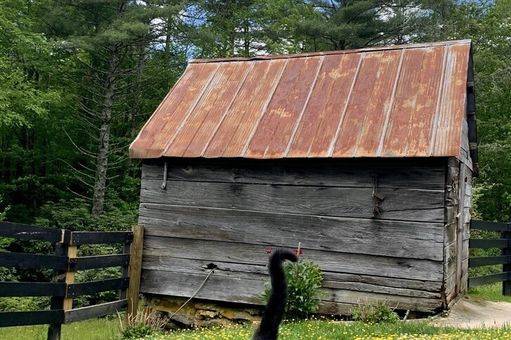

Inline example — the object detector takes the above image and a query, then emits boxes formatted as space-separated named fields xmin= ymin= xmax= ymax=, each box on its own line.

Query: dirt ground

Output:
xmin=431 ymin=295 xmax=511 ymax=329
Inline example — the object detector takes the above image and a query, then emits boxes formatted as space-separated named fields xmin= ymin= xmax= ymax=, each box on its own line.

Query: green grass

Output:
xmin=1 ymin=318 xmax=511 ymax=340
xmin=149 ymin=320 xmax=511 ymax=339
xmin=0 ymin=317 xmax=120 ymax=340
xmin=468 ymin=283 xmax=511 ymax=303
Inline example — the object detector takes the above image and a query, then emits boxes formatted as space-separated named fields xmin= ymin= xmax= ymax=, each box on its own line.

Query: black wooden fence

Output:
xmin=468 ymin=220 xmax=511 ymax=295
xmin=0 ymin=221 xmax=143 ymax=340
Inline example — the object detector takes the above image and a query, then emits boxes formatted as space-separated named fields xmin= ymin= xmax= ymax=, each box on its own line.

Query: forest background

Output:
xmin=0 ymin=0 xmax=510 ymax=308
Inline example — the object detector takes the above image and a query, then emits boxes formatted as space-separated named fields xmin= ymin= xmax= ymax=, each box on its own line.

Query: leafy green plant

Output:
xmin=263 ymin=260 xmax=323 ymax=318
xmin=0 ymin=296 xmax=49 ymax=312
xmin=119 ymin=307 xmax=167 ymax=339
xmin=351 ymin=301 xmax=400 ymax=324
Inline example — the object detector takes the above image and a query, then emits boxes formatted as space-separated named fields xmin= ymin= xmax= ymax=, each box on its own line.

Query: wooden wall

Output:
xmin=138 ymin=158 xmax=449 ymax=314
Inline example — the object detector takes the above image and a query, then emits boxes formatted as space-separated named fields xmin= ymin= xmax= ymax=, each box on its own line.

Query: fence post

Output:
xmin=503 ymin=222 xmax=511 ymax=296
xmin=47 ymin=230 xmax=71 ymax=340
xmin=119 ymin=232 xmax=132 ymax=300
xmin=126 ymin=225 xmax=144 ymax=319
xmin=63 ymin=239 xmax=78 ymax=310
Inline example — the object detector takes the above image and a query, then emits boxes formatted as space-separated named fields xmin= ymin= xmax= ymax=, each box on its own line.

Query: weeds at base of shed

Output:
xmin=118 ymin=307 xmax=168 ymax=339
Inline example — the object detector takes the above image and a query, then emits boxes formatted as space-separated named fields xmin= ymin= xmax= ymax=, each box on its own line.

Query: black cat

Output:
xmin=253 ymin=249 xmax=298 ymax=340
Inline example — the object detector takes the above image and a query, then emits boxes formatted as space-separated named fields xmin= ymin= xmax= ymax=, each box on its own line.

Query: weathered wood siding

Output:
xmin=460 ymin=162 xmax=472 ymax=294
xmin=444 ymin=158 xmax=472 ymax=306
xmin=139 ymin=159 xmax=447 ymax=313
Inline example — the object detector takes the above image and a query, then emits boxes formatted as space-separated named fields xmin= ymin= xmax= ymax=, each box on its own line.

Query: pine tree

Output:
xmin=190 ymin=0 xmax=264 ymax=57
xmin=37 ymin=0 xmax=188 ymax=216
xmin=258 ymin=0 xmax=457 ymax=52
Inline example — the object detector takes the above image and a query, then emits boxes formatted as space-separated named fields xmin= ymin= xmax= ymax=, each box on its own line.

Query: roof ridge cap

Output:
xmin=189 ymin=40 xmax=471 ymax=64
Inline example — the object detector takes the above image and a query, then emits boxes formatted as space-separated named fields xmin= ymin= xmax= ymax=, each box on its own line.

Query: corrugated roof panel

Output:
xmin=180 ymin=62 xmax=248 ymax=157
xmin=246 ymin=57 xmax=323 ymax=158
xmin=287 ymin=53 xmax=361 ymax=157
xmin=431 ymin=43 xmax=470 ymax=156
xmin=129 ymin=40 xmax=473 ymax=160
xmin=202 ymin=61 xmax=273 ymax=157
xmin=130 ymin=62 xmax=218 ymax=159
xmin=381 ymin=46 xmax=445 ymax=156
xmin=332 ymin=50 xmax=402 ymax=157
xmin=220 ymin=59 xmax=287 ymax=157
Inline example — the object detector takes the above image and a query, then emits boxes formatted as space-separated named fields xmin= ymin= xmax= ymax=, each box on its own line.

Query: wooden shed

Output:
xmin=129 ymin=40 xmax=477 ymax=315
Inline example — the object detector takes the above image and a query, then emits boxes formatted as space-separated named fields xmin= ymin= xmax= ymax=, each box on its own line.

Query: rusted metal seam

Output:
xmin=241 ymin=59 xmax=290 ymax=157
xmin=376 ymin=49 xmax=405 ymax=157
xmin=284 ymin=56 xmax=325 ymax=157
xmin=327 ymin=53 xmax=365 ymax=157
xmin=200 ymin=62 xmax=254 ymax=157
xmin=402 ymin=51 xmax=428 ymax=157
xmin=262 ymin=58 xmax=313 ymax=159
xmin=429 ymin=47 xmax=449 ymax=156
xmin=129 ymin=63 xmax=192 ymax=158
xmin=161 ymin=63 xmax=221 ymax=157
xmin=220 ymin=63 xmax=273 ymax=157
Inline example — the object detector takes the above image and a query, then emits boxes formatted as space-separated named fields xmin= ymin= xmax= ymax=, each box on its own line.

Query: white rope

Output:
xmin=168 ymin=269 xmax=215 ymax=319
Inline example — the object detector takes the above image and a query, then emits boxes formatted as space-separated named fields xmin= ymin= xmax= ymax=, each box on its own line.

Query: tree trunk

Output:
xmin=91 ymin=50 xmax=118 ymax=217
xmin=243 ymin=22 xmax=250 ymax=57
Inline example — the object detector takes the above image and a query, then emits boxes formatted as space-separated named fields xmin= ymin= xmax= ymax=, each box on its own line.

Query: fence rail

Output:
xmin=0 ymin=221 xmax=144 ymax=340
xmin=468 ymin=220 xmax=511 ymax=296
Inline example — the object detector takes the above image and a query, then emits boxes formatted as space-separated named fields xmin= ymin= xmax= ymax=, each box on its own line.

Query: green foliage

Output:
xmin=351 ymin=301 xmax=400 ymax=324
xmin=0 ymin=297 xmax=49 ymax=312
xmin=36 ymin=196 xmax=138 ymax=232
xmin=0 ymin=0 xmax=509 ymax=230
xmin=122 ymin=323 xmax=156 ymax=340
xmin=263 ymin=260 xmax=323 ymax=318
xmin=0 ymin=0 xmax=62 ymax=130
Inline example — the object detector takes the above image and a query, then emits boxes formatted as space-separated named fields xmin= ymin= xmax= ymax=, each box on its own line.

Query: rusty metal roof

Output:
xmin=130 ymin=40 xmax=472 ymax=160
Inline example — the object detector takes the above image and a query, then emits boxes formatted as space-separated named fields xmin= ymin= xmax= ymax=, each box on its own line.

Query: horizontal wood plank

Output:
xmin=141 ymin=269 xmax=441 ymax=312
xmin=469 ymin=239 xmax=511 ymax=249
xmin=0 ymin=281 xmax=66 ymax=297
xmin=139 ymin=204 xmax=443 ymax=261
xmin=64 ymin=299 xmax=127 ymax=323
xmin=0 ymin=310 xmax=64 ymax=327
xmin=67 ymin=278 xmax=129 ymax=297
xmin=321 ymin=287 xmax=441 ymax=312
xmin=143 ymin=236 xmax=443 ymax=282
xmin=469 ymin=256 xmax=511 ymax=268
xmin=0 ymin=252 xmax=68 ymax=271
xmin=71 ymin=231 xmax=133 ymax=245
xmin=469 ymin=272 xmax=511 ymax=288
xmin=0 ymin=222 xmax=62 ymax=242
xmin=72 ymin=254 xmax=130 ymax=270
xmin=143 ymin=256 xmax=441 ymax=298
xmin=142 ymin=160 xmax=446 ymax=190
xmin=144 ymin=254 xmax=442 ymax=293
xmin=140 ymin=179 xmax=444 ymax=222
xmin=471 ymin=220 xmax=511 ymax=232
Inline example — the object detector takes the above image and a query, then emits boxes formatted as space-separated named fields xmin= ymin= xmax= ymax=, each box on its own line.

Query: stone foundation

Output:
xmin=146 ymin=296 xmax=262 ymax=328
